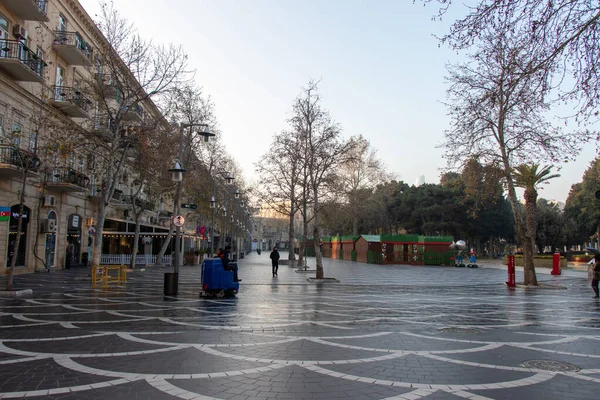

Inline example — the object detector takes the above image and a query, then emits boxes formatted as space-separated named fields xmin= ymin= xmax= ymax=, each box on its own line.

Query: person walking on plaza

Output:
xmin=589 ymin=254 xmax=600 ymax=298
xmin=270 ymin=247 xmax=280 ymax=277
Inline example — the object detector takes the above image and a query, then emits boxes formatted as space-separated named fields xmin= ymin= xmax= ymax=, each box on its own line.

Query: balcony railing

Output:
xmin=51 ymin=86 xmax=91 ymax=117
xmin=46 ymin=167 xmax=90 ymax=189
xmin=0 ymin=40 xmax=45 ymax=82
xmin=0 ymin=144 xmax=40 ymax=171
xmin=53 ymin=31 xmax=93 ymax=65
xmin=92 ymin=116 xmax=117 ymax=139
xmin=121 ymin=195 xmax=152 ymax=210
xmin=2 ymin=0 xmax=48 ymax=21
xmin=120 ymin=102 xmax=144 ymax=122
xmin=35 ymin=0 xmax=48 ymax=13
xmin=94 ymin=72 xmax=117 ymax=90
xmin=112 ymin=189 xmax=124 ymax=201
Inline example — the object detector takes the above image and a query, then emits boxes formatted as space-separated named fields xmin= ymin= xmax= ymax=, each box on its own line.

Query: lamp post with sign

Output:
xmin=209 ymin=172 xmax=234 ymax=256
xmin=164 ymin=122 xmax=214 ymax=296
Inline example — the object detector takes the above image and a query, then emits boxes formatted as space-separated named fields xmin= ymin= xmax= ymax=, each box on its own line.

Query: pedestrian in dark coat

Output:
xmin=220 ymin=245 xmax=241 ymax=282
xmin=270 ymin=248 xmax=280 ymax=277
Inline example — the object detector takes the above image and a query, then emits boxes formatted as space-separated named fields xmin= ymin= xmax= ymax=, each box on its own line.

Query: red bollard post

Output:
xmin=551 ymin=249 xmax=562 ymax=275
xmin=506 ymin=254 xmax=516 ymax=287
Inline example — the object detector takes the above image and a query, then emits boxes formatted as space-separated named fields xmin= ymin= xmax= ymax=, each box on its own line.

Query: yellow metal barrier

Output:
xmin=92 ymin=264 xmax=127 ymax=288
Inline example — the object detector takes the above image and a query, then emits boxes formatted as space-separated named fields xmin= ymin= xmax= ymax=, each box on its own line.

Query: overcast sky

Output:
xmin=79 ymin=0 xmax=598 ymax=203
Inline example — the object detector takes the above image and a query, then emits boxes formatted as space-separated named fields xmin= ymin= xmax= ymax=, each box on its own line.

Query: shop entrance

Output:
xmin=66 ymin=214 xmax=82 ymax=265
xmin=7 ymin=205 xmax=31 ymax=268
xmin=44 ymin=210 xmax=57 ymax=268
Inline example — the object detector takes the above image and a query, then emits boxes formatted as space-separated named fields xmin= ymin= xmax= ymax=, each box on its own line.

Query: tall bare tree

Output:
xmin=424 ymin=0 xmax=600 ymax=122
xmin=442 ymin=18 xmax=590 ymax=284
xmin=152 ymin=83 xmax=218 ymax=265
xmin=255 ymin=131 xmax=303 ymax=264
xmin=87 ymin=2 xmax=191 ymax=269
xmin=290 ymin=80 xmax=354 ymax=279
xmin=338 ymin=135 xmax=391 ymax=235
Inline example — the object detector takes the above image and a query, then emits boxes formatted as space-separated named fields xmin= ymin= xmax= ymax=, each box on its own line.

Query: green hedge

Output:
xmin=367 ymin=250 xmax=383 ymax=264
xmin=351 ymin=250 xmax=357 ymax=261
xmin=423 ymin=250 xmax=454 ymax=266
xmin=502 ymin=255 xmax=567 ymax=268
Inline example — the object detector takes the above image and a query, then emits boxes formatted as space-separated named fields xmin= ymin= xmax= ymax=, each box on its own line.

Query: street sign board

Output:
xmin=181 ymin=203 xmax=197 ymax=209
xmin=172 ymin=215 xmax=185 ymax=227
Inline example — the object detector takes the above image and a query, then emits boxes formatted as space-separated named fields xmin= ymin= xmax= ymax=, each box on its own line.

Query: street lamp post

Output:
xmin=164 ymin=122 xmax=214 ymax=296
xmin=209 ymin=172 xmax=234 ymax=257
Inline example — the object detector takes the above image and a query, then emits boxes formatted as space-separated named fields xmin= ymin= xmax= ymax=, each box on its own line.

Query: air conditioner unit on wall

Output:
xmin=13 ymin=25 xmax=27 ymax=40
xmin=39 ymin=219 xmax=57 ymax=233
xmin=42 ymin=195 xmax=56 ymax=207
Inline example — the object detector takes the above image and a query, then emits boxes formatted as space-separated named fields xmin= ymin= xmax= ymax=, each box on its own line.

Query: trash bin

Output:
xmin=164 ymin=272 xmax=178 ymax=295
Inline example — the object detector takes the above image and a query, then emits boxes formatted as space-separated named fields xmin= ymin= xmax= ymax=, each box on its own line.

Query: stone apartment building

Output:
xmin=0 ymin=0 xmax=176 ymax=275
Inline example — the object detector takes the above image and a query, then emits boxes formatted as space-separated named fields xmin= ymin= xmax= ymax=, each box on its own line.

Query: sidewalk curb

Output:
xmin=0 ymin=288 xmax=33 ymax=297
xmin=307 ymin=277 xmax=339 ymax=283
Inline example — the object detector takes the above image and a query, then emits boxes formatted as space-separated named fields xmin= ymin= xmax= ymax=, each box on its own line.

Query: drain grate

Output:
xmin=439 ymin=327 xmax=480 ymax=334
xmin=520 ymin=360 xmax=581 ymax=372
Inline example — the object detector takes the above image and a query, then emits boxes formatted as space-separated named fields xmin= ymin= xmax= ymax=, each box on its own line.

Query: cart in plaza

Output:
xmin=200 ymin=258 xmax=239 ymax=298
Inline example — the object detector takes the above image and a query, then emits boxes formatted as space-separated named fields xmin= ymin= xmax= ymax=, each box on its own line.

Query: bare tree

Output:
xmin=153 ymin=83 xmax=217 ymax=265
xmin=442 ymin=19 xmax=591 ymax=285
xmin=255 ymin=131 xmax=303 ymax=264
xmin=87 ymin=2 xmax=191 ymax=270
xmin=424 ymin=0 xmax=600 ymax=122
xmin=338 ymin=135 xmax=391 ymax=235
xmin=3 ymin=130 xmax=40 ymax=291
xmin=290 ymin=80 xmax=354 ymax=279
xmin=125 ymin=130 xmax=173 ymax=269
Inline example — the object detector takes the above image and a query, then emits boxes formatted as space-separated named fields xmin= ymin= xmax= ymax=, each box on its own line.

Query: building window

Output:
xmin=0 ymin=12 xmax=8 ymax=35
xmin=86 ymin=153 xmax=95 ymax=170
xmin=58 ymin=14 xmax=67 ymax=32
xmin=28 ymin=131 xmax=38 ymax=152
xmin=95 ymin=58 xmax=102 ymax=75
xmin=11 ymin=122 xmax=21 ymax=147
xmin=0 ymin=115 xmax=4 ymax=141
xmin=35 ymin=47 xmax=45 ymax=75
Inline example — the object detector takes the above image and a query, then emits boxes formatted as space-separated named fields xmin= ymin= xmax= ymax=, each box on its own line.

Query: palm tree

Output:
xmin=512 ymin=164 xmax=560 ymax=285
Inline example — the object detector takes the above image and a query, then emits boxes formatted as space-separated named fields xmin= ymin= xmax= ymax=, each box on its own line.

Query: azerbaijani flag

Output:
xmin=0 ymin=207 xmax=10 ymax=222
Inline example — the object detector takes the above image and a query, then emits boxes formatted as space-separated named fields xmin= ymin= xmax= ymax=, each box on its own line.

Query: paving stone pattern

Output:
xmin=0 ymin=253 xmax=599 ymax=399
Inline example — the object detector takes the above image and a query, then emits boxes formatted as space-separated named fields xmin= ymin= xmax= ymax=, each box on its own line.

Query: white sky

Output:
xmin=79 ymin=0 xmax=598 ymax=203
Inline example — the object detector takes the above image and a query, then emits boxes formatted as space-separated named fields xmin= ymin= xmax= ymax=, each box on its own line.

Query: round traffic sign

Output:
xmin=172 ymin=215 xmax=185 ymax=227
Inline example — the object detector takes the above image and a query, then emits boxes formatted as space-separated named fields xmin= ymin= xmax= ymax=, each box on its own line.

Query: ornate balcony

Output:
xmin=53 ymin=31 xmax=93 ymax=66
xmin=2 ymin=0 xmax=49 ymax=21
xmin=94 ymin=73 xmax=117 ymax=96
xmin=0 ymin=144 xmax=41 ymax=178
xmin=110 ymin=189 xmax=130 ymax=209
xmin=120 ymin=102 xmax=144 ymax=122
xmin=0 ymin=40 xmax=46 ymax=82
xmin=121 ymin=195 xmax=152 ymax=210
xmin=87 ymin=184 xmax=104 ymax=203
xmin=51 ymin=86 xmax=90 ymax=118
xmin=92 ymin=116 xmax=116 ymax=140
xmin=45 ymin=167 xmax=89 ymax=193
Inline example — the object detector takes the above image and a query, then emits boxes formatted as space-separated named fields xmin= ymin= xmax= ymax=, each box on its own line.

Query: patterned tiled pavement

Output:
xmin=0 ymin=253 xmax=599 ymax=399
